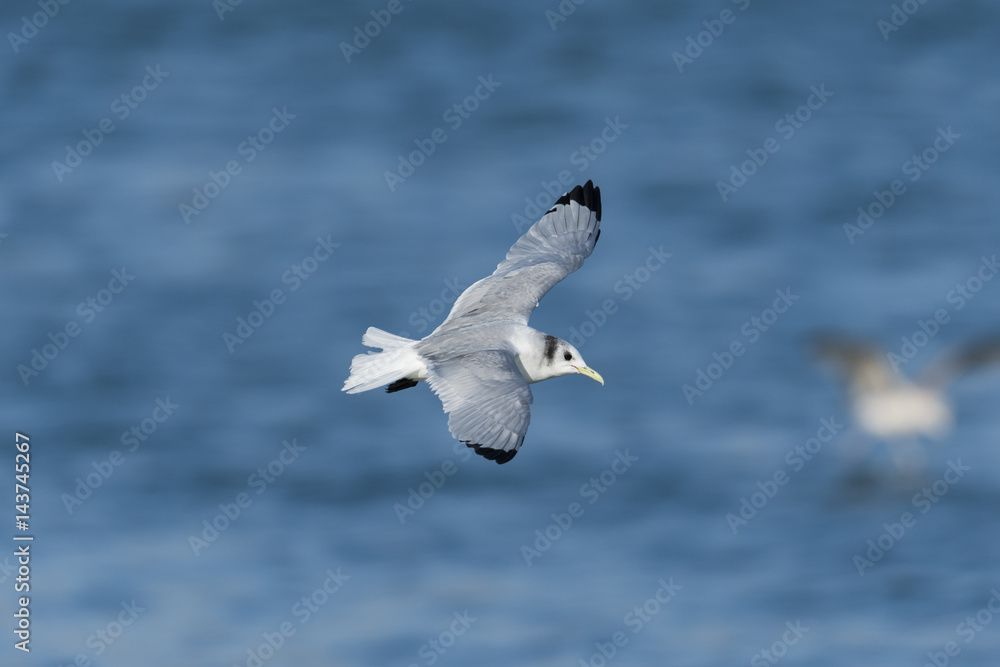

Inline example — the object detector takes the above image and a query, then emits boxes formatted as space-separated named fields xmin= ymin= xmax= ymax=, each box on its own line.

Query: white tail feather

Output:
xmin=361 ymin=327 xmax=412 ymax=349
xmin=342 ymin=327 xmax=423 ymax=394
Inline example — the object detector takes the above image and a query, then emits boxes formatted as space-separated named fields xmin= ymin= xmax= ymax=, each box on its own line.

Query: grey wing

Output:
xmin=918 ymin=336 xmax=1000 ymax=388
xmin=441 ymin=181 xmax=602 ymax=327
xmin=813 ymin=334 xmax=896 ymax=391
xmin=424 ymin=350 xmax=533 ymax=464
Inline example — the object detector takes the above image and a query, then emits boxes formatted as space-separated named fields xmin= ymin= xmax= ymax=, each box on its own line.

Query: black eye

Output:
xmin=564 ymin=352 xmax=572 ymax=361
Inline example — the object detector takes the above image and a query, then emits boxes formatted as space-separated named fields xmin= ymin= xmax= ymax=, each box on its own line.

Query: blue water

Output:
xmin=2 ymin=0 xmax=1000 ymax=665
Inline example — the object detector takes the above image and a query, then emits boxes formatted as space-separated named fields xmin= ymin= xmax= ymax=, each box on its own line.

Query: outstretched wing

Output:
xmin=919 ymin=336 xmax=1000 ymax=388
xmin=439 ymin=181 xmax=602 ymax=328
xmin=424 ymin=350 xmax=533 ymax=464
xmin=813 ymin=334 xmax=897 ymax=392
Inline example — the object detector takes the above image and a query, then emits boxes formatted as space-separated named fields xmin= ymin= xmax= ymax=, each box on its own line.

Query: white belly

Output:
xmin=854 ymin=386 xmax=952 ymax=439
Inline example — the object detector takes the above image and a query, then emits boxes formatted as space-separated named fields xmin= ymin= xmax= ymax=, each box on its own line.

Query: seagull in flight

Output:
xmin=343 ymin=181 xmax=605 ymax=464
xmin=814 ymin=334 xmax=1000 ymax=472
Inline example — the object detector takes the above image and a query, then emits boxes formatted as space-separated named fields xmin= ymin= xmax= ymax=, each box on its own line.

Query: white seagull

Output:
xmin=814 ymin=334 xmax=1000 ymax=472
xmin=343 ymin=181 xmax=605 ymax=464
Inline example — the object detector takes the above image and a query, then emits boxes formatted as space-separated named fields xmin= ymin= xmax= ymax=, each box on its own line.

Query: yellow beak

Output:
xmin=574 ymin=365 xmax=605 ymax=385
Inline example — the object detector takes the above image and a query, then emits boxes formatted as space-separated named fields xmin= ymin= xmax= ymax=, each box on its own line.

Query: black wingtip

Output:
xmin=386 ymin=378 xmax=419 ymax=393
xmin=548 ymin=181 xmax=601 ymax=222
xmin=464 ymin=441 xmax=517 ymax=464
xmin=955 ymin=336 xmax=1000 ymax=370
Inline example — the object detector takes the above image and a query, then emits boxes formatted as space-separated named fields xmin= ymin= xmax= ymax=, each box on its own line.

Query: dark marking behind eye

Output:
xmin=544 ymin=335 xmax=558 ymax=362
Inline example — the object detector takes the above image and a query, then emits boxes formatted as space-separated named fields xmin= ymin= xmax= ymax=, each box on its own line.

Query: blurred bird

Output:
xmin=813 ymin=334 xmax=1000 ymax=474
xmin=343 ymin=181 xmax=605 ymax=464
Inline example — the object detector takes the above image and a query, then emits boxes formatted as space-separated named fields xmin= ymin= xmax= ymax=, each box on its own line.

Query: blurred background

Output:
xmin=2 ymin=0 xmax=999 ymax=665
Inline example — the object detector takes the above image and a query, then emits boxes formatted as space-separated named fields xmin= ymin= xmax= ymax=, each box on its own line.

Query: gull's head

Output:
xmin=524 ymin=335 xmax=604 ymax=385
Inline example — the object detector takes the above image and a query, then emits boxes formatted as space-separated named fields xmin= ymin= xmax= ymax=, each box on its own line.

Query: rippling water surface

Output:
xmin=2 ymin=1 xmax=1000 ymax=665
